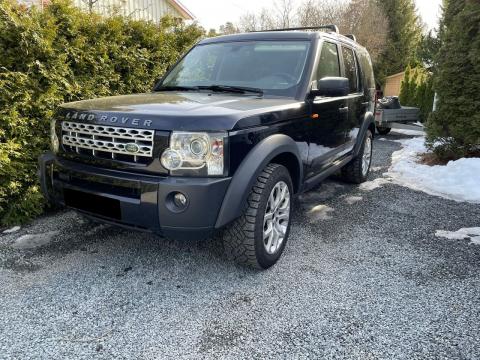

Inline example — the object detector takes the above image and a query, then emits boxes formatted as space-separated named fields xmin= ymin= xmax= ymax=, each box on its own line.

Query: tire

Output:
xmin=376 ymin=126 xmax=391 ymax=135
xmin=342 ymin=130 xmax=373 ymax=184
xmin=222 ymin=163 xmax=293 ymax=269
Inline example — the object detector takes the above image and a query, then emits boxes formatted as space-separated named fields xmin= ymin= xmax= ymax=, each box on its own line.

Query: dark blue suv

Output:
xmin=39 ymin=25 xmax=376 ymax=269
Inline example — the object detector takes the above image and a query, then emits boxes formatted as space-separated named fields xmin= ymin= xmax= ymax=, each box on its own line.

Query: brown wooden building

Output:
xmin=384 ymin=71 xmax=405 ymax=97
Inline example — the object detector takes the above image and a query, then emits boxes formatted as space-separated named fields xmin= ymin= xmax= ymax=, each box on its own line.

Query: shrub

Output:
xmin=0 ymin=0 xmax=204 ymax=226
xmin=398 ymin=65 xmax=434 ymax=123
xmin=425 ymin=0 xmax=480 ymax=160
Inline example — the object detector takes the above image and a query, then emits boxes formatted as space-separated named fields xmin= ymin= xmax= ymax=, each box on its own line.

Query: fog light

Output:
xmin=173 ymin=192 xmax=187 ymax=208
xmin=166 ymin=191 xmax=189 ymax=213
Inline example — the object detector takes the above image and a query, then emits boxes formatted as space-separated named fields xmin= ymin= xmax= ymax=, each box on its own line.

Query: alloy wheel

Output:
xmin=362 ymin=136 xmax=372 ymax=176
xmin=263 ymin=181 xmax=291 ymax=255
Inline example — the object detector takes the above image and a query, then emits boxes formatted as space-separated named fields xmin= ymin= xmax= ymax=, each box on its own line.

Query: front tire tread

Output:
xmin=223 ymin=163 xmax=288 ymax=269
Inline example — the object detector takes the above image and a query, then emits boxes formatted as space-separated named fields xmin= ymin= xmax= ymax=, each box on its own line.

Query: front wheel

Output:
xmin=222 ymin=163 xmax=293 ymax=269
xmin=341 ymin=130 xmax=373 ymax=184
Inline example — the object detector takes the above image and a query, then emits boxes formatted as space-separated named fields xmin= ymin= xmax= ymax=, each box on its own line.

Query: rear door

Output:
xmin=340 ymin=45 xmax=366 ymax=148
xmin=307 ymin=41 xmax=350 ymax=178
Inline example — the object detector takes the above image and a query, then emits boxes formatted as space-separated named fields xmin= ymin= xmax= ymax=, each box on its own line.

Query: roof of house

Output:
xmin=168 ymin=0 xmax=194 ymax=20
xmin=385 ymin=71 xmax=405 ymax=79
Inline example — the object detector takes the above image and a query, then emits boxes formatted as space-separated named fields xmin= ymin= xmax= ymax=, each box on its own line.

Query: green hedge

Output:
xmin=425 ymin=0 xmax=480 ymax=160
xmin=0 ymin=0 xmax=203 ymax=226
xmin=398 ymin=65 xmax=434 ymax=123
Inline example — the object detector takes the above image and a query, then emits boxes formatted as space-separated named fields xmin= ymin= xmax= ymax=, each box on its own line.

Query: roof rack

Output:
xmin=249 ymin=25 xmax=339 ymax=34
xmin=344 ymin=34 xmax=357 ymax=42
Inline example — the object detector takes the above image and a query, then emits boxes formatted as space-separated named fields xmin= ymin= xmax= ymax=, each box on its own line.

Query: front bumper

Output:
xmin=38 ymin=152 xmax=231 ymax=240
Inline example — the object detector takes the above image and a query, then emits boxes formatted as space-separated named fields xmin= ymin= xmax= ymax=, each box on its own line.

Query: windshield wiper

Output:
xmin=198 ymin=85 xmax=263 ymax=96
xmin=155 ymin=85 xmax=199 ymax=91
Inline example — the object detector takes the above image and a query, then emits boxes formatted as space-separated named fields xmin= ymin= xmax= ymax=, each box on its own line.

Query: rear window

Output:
xmin=358 ymin=50 xmax=375 ymax=89
xmin=342 ymin=47 xmax=360 ymax=93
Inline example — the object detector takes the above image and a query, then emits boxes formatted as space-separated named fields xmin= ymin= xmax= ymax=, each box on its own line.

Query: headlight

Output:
xmin=50 ymin=119 xmax=59 ymax=153
xmin=161 ymin=132 xmax=227 ymax=176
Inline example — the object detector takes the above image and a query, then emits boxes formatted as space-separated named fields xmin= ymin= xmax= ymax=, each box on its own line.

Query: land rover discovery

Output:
xmin=39 ymin=25 xmax=376 ymax=269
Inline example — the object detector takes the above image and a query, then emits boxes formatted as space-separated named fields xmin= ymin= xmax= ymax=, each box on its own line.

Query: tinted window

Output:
xmin=161 ymin=41 xmax=311 ymax=97
xmin=342 ymin=47 xmax=359 ymax=93
xmin=317 ymin=42 xmax=340 ymax=80
xmin=358 ymin=50 xmax=375 ymax=89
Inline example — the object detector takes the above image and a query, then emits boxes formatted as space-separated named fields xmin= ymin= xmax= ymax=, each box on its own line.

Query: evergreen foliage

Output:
xmin=399 ymin=66 xmax=435 ymax=122
xmin=0 ymin=0 xmax=204 ymax=226
xmin=426 ymin=0 xmax=480 ymax=160
xmin=375 ymin=0 xmax=422 ymax=84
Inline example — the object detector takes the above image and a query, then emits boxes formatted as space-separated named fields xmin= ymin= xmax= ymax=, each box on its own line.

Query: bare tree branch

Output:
xmin=80 ymin=0 xmax=100 ymax=13
xmin=236 ymin=0 xmax=388 ymax=62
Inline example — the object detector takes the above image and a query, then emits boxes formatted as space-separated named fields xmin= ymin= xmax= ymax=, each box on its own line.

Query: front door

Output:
xmin=307 ymin=41 xmax=350 ymax=178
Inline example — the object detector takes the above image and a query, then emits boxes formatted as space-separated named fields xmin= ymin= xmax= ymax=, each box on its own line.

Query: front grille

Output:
xmin=61 ymin=121 xmax=154 ymax=164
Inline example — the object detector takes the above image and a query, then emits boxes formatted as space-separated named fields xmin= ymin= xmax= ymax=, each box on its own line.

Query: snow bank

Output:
xmin=385 ymin=137 xmax=480 ymax=203
xmin=435 ymin=228 xmax=480 ymax=245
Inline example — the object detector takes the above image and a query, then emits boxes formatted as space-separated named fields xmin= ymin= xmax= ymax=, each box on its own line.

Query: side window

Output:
xmin=316 ymin=42 xmax=340 ymax=80
xmin=342 ymin=47 xmax=359 ymax=93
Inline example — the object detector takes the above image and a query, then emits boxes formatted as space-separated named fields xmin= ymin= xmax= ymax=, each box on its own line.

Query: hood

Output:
xmin=58 ymin=92 xmax=305 ymax=131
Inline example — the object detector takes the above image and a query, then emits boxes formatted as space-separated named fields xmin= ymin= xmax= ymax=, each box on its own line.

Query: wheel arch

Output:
xmin=269 ymin=152 xmax=301 ymax=194
xmin=353 ymin=112 xmax=375 ymax=157
xmin=215 ymin=134 xmax=303 ymax=229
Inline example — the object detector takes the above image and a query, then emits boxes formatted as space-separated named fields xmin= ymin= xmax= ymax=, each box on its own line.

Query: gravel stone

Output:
xmin=1 ymin=133 xmax=479 ymax=359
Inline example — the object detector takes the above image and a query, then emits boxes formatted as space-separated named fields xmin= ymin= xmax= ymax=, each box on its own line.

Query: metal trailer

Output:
xmin=374 ymin=106 xmax=424 ymax=135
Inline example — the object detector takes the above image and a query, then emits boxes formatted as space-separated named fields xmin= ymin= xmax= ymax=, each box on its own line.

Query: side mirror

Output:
xmin=310 ymin=77 xmax=350 ymax=97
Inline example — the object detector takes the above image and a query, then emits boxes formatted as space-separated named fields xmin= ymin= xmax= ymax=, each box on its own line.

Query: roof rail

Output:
xmin=249 ymin=25 xmax=339 ymax=34
xmin=344 ymin=34 xmax=357 ymax=42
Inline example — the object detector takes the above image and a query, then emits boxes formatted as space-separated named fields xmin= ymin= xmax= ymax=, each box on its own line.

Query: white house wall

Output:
xmin=73 ymin=0 xmax=181 ymax=23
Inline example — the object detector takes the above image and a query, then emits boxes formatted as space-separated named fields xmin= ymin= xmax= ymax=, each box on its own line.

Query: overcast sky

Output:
xmin=180 ymin=0 xmax=442 ymax=32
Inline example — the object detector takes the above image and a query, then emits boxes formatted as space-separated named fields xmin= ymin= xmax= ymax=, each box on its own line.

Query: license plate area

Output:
xmin=64 ymin=188 xmax=121 ymax=220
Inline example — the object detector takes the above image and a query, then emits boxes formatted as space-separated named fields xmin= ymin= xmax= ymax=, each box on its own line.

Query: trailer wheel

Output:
xmin=376 ymin=126 xmax=391 ymax=135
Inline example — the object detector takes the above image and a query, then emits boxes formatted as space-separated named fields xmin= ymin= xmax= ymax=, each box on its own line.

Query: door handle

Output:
xmin=338 ymin=107 xmax=349 ymax=113
xmin=362 ymin=102 xmax=370 ymax=106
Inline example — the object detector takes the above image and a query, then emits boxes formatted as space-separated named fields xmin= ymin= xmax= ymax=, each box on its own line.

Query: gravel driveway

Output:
xmin=1 ymin=133 xmax=480 ymax=359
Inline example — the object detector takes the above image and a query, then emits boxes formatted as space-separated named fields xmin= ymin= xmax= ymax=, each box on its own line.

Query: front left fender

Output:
xmin=215 ymin=134 xmax=303 ymax=229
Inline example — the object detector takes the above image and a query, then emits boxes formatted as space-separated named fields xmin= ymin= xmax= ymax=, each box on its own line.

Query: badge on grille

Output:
xmin=125 ymin=143 xmax=140 ymax=153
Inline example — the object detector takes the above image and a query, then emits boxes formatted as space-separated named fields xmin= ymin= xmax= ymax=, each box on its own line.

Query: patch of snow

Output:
xmin=359 ymin=178 xmax=391 ymax=191
xmin=345 ymin=196 xmax=363 ymax=204
xmin=3 ymin=226 xmax=21 ymax=234
xmin=370 ymin=166 xmax=383 ymax=172
xmin=377 ymin=137 xmax=387 ymax=141
xmin=307 ymin=205 xmax=334 ymax=221
xmin=386 ymin=137 xmax=480 ymax=203
xmin=12 ymin=231 xmax=59 ymax=249
xmin=435 ymin=228 xmax=480 ymax=245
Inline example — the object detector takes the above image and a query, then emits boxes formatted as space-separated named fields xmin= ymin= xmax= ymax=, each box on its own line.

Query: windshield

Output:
xmin=159 ymin=40 xmax=312 ymax=97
